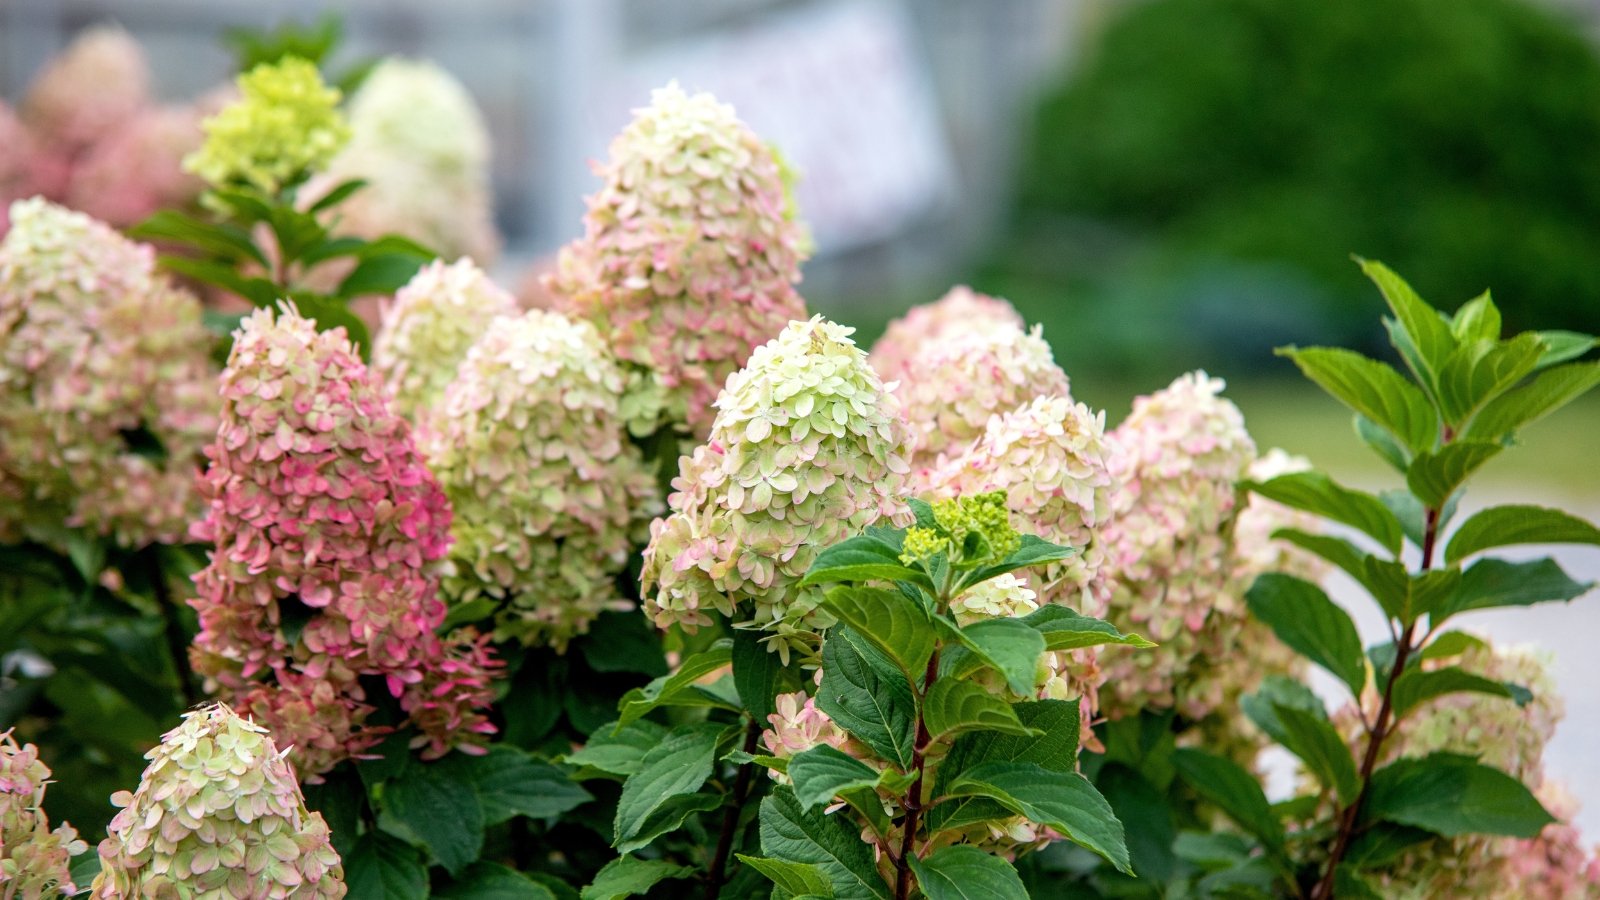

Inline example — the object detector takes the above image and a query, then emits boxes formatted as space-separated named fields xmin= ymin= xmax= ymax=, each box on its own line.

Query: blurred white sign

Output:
xmin=593 ymin=0 xmax=958 ymax=254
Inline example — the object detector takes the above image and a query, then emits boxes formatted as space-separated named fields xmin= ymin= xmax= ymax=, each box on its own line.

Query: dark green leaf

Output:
xmin=617 ymin=643 xmax=736 ymax=726
xmin=760 ymin=787 xmax=891 ymax=900
xmin=298 ymin=235 xmax=368 ymax=268
xmin=1246 ymin=574 xmax=1367 ymax=696
xmin=580 ymin=611 xmax=668 ymax=677
xmin=1354 ymin=413 xmax=1410 ymax=472
xmin=617 ymin=792 xmax=722 ymax=854
xmin=1276 ymin=345 xmax=1437 ymax=454
xmin=816 ymin=627 xmax=918 ymax=769
xmin=1273 ymin=705 xmax=1359 ymax=803
xmin=736 ymin=855 xmax=835 ymax=899
xmin=160 ymin=255 xmax=279 ymax=306
xmin=1017 ymin=605 xmax=1155 ymax=651
xmin=788 ymin=745 xmax=886 ymax=810
xmin=923 ymin=678 xmax=1039 ymax=743
xmin=960 ymin=534 xmax=1077 ymax=588
xmin=1245 ymin=471 xmax=1403 ymax=554
xmin=734 ymin=627 xmax=801 ymax=721
xmin=1171 ymin=748 xmax=1284 ymax=850
xmin=1095 ymin=763 xmax=1178 ymax=881
xmin=950 ymin=618 xmax=1047 ymax=695
xmin=944 ymin=761 xmax=1132 ymax=874
xmin=437 ymin=862 xmax=557 ymax=899
xmin=383 ymin=762 xmax=484 ymax=876
xmin=1407 ymin=569 xmax=1463 ymax=621
xmin=130 ymin=210 xmax=269 ymax=266
xmin=338 ymin=251 xmax=430 ymax=297
xmin=1391 ymin=666 xmax=1530 ymax=716
xmin=822 ymin=586 xmax=934 ymax=684
xmin=1363 ymin=753 xmax=1554 ymax=838
xmin=309 ymin=177 xmax=369 ymax=213
xmin=1333 ymin=866 xmax=1382 ymax=900
xmin=1270 ymin=529 xmax=1408 ymax=619
xmin=344 ymin=832 xmax=428 ymax=900
xmin=1468 ymin=361 xmax=1600 ymax=442
xmin=612 ymin=722 xmax=724 ymax=852
xmin=1344 ymin=824 xmax=1434 ymax=868
xmin=1445 ymin=504 xmax=1600 ymax=564
xmin=1431 ymin=557 xmax=1593 ymax=621
xmin=801 ymin=533 xmax=929 ymax=588
xmin=1406 ymin=441 xmax=1502 ymax=508
xmin=1419 ymin=631 xmax=1489 ymax=661
xmin=909 ymin=845 xmax=1029 ymax=900
xmin=291 ymin=293 xmax=371 ymax=356
xmin=581 ymin=857 xmax=697 ymax=900
xmin=565 ymin=719 xmax=669 ymax=777
xmin=444 ymin=747 xmax=592 ymax=824
xmin=930 ymin=700 xmax=1080 ymax=833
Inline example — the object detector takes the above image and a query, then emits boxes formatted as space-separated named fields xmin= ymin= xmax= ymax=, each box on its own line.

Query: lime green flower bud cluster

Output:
xmin=900 ymin=492 xmax=1020 ymax=569
xmin=92 ymin=704 xmax=345 ymax=898
xmin=640 ymin=316 xmax=913 ymax=660
xmin=424 ymin=308 xmax=660 ymax=649
xmin=1 ymin=730 xmax=87 ymax=898
xmin=373 ymin=258 xmax=517 ymax=424
xmin=185 ymin=57 xmax=349 ymax=195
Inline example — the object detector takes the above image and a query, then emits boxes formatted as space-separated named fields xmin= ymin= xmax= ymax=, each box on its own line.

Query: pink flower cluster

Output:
xmin=548 ymin=83 xmax=810 ymax=437
xmin=189 ymin=305 xmax=497 ymax=777
xmin=0 ymin=198 xmax=217 ymax=549
xmin=1 ymin=730 xmax=87 ymax=898
xmin=1 ymin=27 xmax=205 ymax=233
xmin=867 ymin=286 xmax=1024 ymax=380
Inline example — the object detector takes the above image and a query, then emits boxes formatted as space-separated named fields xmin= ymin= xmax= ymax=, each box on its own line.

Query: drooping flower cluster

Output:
xmin=372 ymin=258 xmax=518 ymax=424
xmin=91 ymin=704 xmax=345 ymax=898
xmin=1345 ymin=641 xmax=1576 ymax=898
xmin=1096 ymin=372 xmax=1259 ymax=723
xmin=867 ymin=286 xmax=1025 ymax=382
xmin=549 ymin=83 xmax=811 ymax=437
xmin=424 ymin=308 xmax=659 ymax=649
xmin=190 ymin=305 xmax=496 ymax=777
xmin=317 ymin=58 xmax=500 ymax=263
xmin=0 ymin=198 xmax=218 ymax=548
xmin=186 ymin=57 xmax=349 ymax=194
xmin=1 ymin=731 xmax=87 ymax=898
xmin=641 ymin=316 xmax=912 ymax=660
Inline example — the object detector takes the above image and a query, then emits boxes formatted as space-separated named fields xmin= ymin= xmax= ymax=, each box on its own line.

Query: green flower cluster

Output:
xmin=899 ymin=491 xmax=1020 ymax=569
xmin=184 ymin=57 xmax=349 ymax=195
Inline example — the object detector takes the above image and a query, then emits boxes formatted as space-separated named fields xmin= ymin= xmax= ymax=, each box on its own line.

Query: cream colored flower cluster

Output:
xmin=0 ymin=730 xmax=87 ymax=898
xmin=0 ymin=198 xmax=217 ymax=549
xmin=549 ymin=83 xmax=810 ymax=438
xmin=424 ymin=308 xmax=659 ymax=649
xmin=640 ymin=316 xmax=913 ymax=660
xmin=91 ymin=704 xmax=345 ymax=899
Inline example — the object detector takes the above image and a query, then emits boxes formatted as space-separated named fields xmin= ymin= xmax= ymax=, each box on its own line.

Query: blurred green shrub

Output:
xmin=998 ymin=0 xmax=1600 ymax=368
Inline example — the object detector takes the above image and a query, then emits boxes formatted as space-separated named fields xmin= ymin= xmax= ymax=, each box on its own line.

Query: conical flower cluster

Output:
xmin=318 ymin=59 xmax=500 ymax=263
xmin=186 ymin=58 xmax=348 ymax=195
xmin=67 ymin=104 xmax=206 ymax=227
xmin=1096 ymin=372 xmax=1258 ymax=722
xmin=373 ymin=258 xmax=517 ymax=424
xmin=424 ymin=308 xmax=659 ymax=649
xmin=868 ymin=286 xmax=1025 ymax=381
xmin=0 ymin=198 xmax=217 ymax=548
xmin=549 ymin=83 xmax=810 ymax=437
xmin=1 ymin=731 xmax=87 ymax=899
xmin=91 ymin=704 xmax=345 ymax=899
xmin=641 ymin=316 xmax=912 ymax=660
xmin=20 ymin=26 xmax=149 ymax=159
xmin=190 ymin=305 xmax=496 ymax=777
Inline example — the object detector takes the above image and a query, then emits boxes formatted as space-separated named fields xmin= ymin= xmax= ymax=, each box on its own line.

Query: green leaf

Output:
xmin=959 ymin=534 xmax=1077 ymax=588
xmin=1419 ymin=630 xmax=1489 ymax=661
xmin=344 ymin=832 xmax=428 ymax=900
xmin=581 ymin=857 xmax=697 ymax=900
xmin=1354 ymin=413 xmax=1411 ymax=472
xmin=1245 ymin=471 xmax=1403 ymax=554
xmin=1016 ymin=605 xmax=1155 ymax=651
xmin=822 ymin=586 xmax=934 ymax=684
xmin=1171 ymin=748 xmax=1284 ymax=850
xmin=800 ymin=533 xmax=929 ymax=588
xmin=1468 ymin=361 xmax=1600 ymax=442
xmin=383 ymin=761 xmax=485 ymax=876
xmin=1273 ymin=705 xmax=1360 ymax=804
xmin=445 ymin=747 xmax=592 ymax=824
xmin=944 ymin=761 xmax=1132 ymax=874
xmin=438 ymin=862 xmax=557 ymax=899
xmin=1277 ymin=345 xmax=1438 ymax=454
xmin=612 ymin=722 xmax=725 ymax=852
xmin=1333 ymin=866 xmax=1383 ymax=900
xmin=1363 ymin=753 xmax=1555 ymax=838
xmin=816 ymin=627 xmax=918 ymax=769
xmin=617 ymin=643 xmax=737 ymax=726
xmin=1358 ymin=258 xmax=1456 ymax=386
xmin=736 ymin=855 xmax=835 ymax=899
xmin=1344 ymin=824 xmax=1434 ymax=868
xmin=617 ymin=792 xmax=722 ymax=853
xmin=734 ymin=627 xmax=802 ymax=722
xmin=1436 ymin=333 xmax=1545 ymax=426
xmin=1534 ymin=330 xmax=1596 ymax=368
xmin=759 ymin=787 xmax=891 ymax=900
xmin=1445 ymin=504 xmax=1600 ymax=564
xmin=1270 ymin=529 xmax=1408 ymax=619
xmin=1246 ymin=574 xmax=1368 ymax=696
xmin=788 ymin=745 xmax=886 ymax=810
xmin=1391 ymin=666 xmax=1530 ymax=716
xmin=1431 ymin=557 xmax=1593 ymax=621
xmin=291 ymin=292 xmax=371 ymax=356
xmin=159 ymin=255 xmax=279 ymax=307
xmin=1451 ymin=291 xmax=1501 ymax=343
xmin=923 ymin=678 xmax=1039 ymax=744
xmin=949 ymin=618 xmax=1047 ymax=695
xmin=580 ymin=610 xmax=668 ymax=677
xmin=565 ymin=720 xmax=668 ymax=778
xmin=308 ymin=177 xmax=369 ymax=213
xmin=130 ymin=210 xmax=269 ymax=266
xmin=1406 ymin=441 xmax=1502 ymax=508
xmin=338 ymin=251 xmax=430 ymax=297
xmin=1095 ymin=763 xmax=1178 ymax=881
xmin=929 ymin=700 xmax=1080 ymax=833
xmin=909 ymin=845 xmax=1029 ymax=900
xmin=1406 ymin=569 xmax=1463 ymax=621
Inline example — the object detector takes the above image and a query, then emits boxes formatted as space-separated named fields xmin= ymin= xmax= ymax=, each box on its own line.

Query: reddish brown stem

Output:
xmin=706 ymin=719 xmax=763 ymax=899
xmin=893 ymin=650 xmax=941 ymax=900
